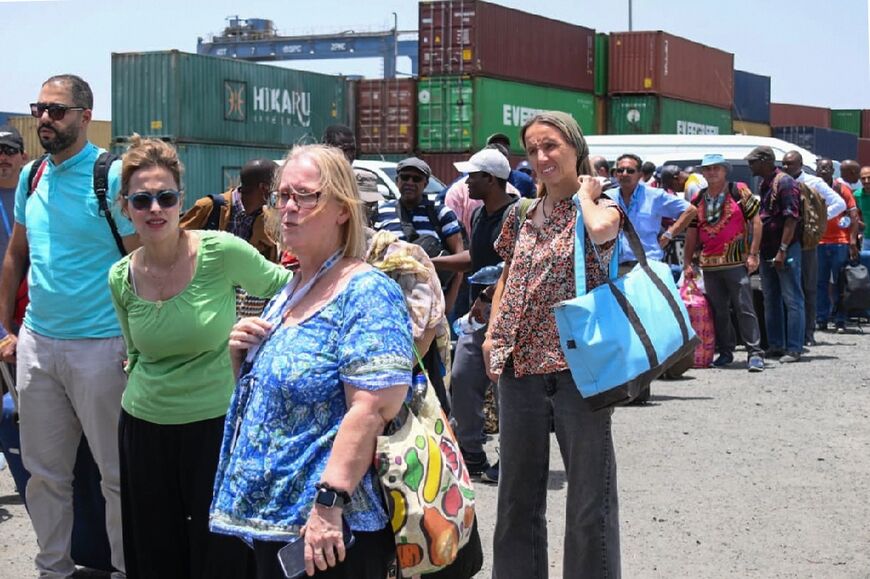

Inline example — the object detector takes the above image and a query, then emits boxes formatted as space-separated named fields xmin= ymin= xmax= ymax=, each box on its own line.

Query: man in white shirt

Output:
xmin=782 ymin=150 xmax=846 ymax=346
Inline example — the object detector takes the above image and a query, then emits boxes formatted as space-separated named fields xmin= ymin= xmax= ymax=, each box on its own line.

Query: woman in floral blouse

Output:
xmin=209 ymin=145 xmax=413 ymax=579
xmin=482 ymin=111 xmax=624 ymax=579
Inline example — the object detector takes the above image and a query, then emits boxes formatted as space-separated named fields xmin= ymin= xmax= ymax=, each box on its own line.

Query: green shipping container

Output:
xmin=608 ymin=95 xmax=732 ymax=135
xmin=417 ymin=76 xmax=596 ymax=154
xmin=831 ymin=109 xmax=861 ymax=136
xmin=594 ymin=33 xmax=608 ymax=96
xmin=112 ymin=51 xmax=347 ymax=147
xmin=112 ymin=139 xmax=288 ymax=212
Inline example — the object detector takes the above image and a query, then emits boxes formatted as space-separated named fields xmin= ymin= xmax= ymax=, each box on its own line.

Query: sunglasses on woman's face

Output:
xmin=127 ymin=190 xmax=181 ymax=211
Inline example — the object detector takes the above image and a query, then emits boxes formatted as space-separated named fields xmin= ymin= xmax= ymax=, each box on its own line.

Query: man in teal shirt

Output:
xmin=857 ymin=166 xmax=870 ymax=251
xmin=0 ymin=75 xmax=138 ymax=579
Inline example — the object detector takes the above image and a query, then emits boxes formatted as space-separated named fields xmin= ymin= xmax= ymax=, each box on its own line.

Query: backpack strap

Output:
xmin=396 ymin=202 xmax=420 ymax=242
xmin=512 ymin=197 xmax=535 ymax=237
xmin=93 ymin=152 xmax=127 ymax=257
xmin=27 ymin=154 xmax=49 ymax=195
xmin=470 ymin=205 xmax=484 ymax=237
xmin=205 ymin=194 xmax=227 ymax=231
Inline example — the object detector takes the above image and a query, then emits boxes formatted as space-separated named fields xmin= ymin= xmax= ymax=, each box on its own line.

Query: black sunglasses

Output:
xmin=0 ymin=145 xmax=22 ymax=156
xmin=127 ymin=190 xmax=181 ymax=211
xmin=398 ymin=173 xmax=425 ymax=183
xmin=615 ymin=167 xmax=637 ymax=175
xmin=30 ymin=102 xmax=86 ymax=121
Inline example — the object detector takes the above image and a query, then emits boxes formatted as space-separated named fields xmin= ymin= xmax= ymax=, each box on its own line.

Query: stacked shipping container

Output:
xmin=607 ymin=31 xmax=734 ymax=135
xmin=355 ymin=79 xmax=416 ymax=155
xmin=731 ymin=70 xmax=771 ymax=136
xmin=111 ymin=50 xmax=348 ymax=209
xmin=770 ymin=103 xmax=830 ymax=128
xmin=416 ymin=0 xmax=599 ymax=168
xmin=831 ymin=110 xmax=862 ymax=136
xmin=773 ymin=126 xmax=858 ymax=162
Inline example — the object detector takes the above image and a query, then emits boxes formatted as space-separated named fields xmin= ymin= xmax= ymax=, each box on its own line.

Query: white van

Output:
xmin=585 ymin=134 xmax=828 ymax=185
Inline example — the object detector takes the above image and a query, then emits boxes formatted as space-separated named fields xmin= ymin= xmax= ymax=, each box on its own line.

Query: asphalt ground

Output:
xmin=1 ymin=330 xmax=869 ymax=578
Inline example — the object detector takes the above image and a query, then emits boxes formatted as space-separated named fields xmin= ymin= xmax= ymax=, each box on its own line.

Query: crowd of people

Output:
xmin=1 ymin=72 xmax=869 ymax=579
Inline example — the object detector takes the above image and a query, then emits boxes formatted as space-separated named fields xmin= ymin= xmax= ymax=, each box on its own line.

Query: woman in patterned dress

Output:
xmin=482 ymin=111 xmax=624 ymax=579
xmin=209 ymin=144 xmax=413 ymax=579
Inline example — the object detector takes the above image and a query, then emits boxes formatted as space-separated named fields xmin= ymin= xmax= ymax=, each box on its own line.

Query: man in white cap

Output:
xmin=683 ymin=154 xmax=765 ymax=372
xmin=435 ymin=148 xmax=516 ymax=484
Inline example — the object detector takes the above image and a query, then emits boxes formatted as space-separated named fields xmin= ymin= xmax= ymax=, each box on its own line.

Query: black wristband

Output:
xmin=315 ymin=482 xmax=351 ymax=508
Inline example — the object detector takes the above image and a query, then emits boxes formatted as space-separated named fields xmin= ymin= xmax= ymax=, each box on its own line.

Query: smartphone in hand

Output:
xmin=277 ymin=519 xmax=355 ymax=579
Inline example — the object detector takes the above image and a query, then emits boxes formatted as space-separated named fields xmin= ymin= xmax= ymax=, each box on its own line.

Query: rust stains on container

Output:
xmin=419 ymin=0 xmax=595 ymax=92
xmin=355 ymin=79 xmax=417 ymax=154
xmin=770 ymin=103 xmax=830 ymax=129
xmin=608 ymin=31 xmax=734 ymax=110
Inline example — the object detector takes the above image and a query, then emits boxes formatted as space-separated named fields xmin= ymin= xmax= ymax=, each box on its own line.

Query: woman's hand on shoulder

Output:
xmin=228 ymin=317 xmax=273 ymax=353
xmin=577 ymin=175 xmax=603 ymax=202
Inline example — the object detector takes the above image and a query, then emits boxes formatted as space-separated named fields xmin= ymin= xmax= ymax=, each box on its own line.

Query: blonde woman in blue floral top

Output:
xmin=209 ymin=144 xmax=413 ymax=579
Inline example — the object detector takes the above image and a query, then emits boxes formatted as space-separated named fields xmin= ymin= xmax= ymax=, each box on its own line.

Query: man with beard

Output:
xmin=0 ymin=75 xmax=137 ymax=578
xmin=373 ymin=157 xmax=465 ymax=313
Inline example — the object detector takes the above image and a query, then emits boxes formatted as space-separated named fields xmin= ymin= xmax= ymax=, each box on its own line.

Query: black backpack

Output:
xmin=27 ymin=152 xmax=127 ymax=256
xmin=839 ymin=261 xmax=870 ymax=314
xmin=397 ymin=202 xmax=463 ymax=288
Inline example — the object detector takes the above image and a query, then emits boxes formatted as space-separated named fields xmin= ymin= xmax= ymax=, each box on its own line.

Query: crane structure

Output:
xmin=197 ymin=17 xmax=419 ymax=78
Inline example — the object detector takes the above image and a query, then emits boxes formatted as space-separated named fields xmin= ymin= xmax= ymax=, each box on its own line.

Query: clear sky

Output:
xmin=2 ymin=0 xmax=869 ymax=120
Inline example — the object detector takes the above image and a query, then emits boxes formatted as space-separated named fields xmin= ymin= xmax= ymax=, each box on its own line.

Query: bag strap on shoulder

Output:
xmin=93 ymin=152 xmax=127 ymax=257
xmin=572 ymin=194 xmax=621 ymax=296
xmin=27 ymin=154 xmax=50 ymax=195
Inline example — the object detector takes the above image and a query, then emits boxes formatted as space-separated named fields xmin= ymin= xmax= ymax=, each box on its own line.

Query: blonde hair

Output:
xmin=120 ymin=134 xmax=184 ymax=198
xmin=520 ymin=111 xmax=592 ymax=198
xmin=281 ymin=144 xmax=367 ymax=259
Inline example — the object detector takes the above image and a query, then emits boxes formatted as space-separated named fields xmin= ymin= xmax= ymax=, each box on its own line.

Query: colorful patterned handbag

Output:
xmin=375 ymin=349 xmax=476 ymax=576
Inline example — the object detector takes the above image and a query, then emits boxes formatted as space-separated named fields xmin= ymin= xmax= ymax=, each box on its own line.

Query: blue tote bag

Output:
xmin=553 ymin=195 xmax=699 ymax=410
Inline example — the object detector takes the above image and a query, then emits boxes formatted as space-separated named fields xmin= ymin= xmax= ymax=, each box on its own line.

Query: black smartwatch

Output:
xmin=314 ymin=482 xmax=351 ymax=509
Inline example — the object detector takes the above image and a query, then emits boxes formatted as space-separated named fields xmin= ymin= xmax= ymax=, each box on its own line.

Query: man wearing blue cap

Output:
xmin=683 ymin=154 xmax=765 ymax=371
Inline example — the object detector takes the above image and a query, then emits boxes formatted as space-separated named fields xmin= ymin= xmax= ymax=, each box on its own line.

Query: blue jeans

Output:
xmin=493 ymin=365 xmax=620 ymax=579
xmin=816 ymin=243 xmax=850 ymax=324
xmin=759 ymin=242 xmax=805 ymax=353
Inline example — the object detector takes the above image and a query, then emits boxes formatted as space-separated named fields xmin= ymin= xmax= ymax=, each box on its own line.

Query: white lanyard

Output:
xmin=244 ymin=249 xmax=345 ymax=364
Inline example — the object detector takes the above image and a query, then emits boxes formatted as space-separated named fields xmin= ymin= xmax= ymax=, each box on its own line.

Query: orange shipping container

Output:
xmin=355 ymin=79 xmax=416 ymax=155
xmin=608 ymin=31 xmax=734 ymax=110
xmin=770 ymin=103 xmax=830 ymax=129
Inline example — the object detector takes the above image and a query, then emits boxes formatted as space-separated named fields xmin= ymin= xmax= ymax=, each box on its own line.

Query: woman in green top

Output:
xmin=108 ymin=136 xmax=291 ymax=579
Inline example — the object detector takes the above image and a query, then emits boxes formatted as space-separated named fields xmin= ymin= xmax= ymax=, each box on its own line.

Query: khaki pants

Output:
xmin=17 ymin=327 xmax=127 ymax=578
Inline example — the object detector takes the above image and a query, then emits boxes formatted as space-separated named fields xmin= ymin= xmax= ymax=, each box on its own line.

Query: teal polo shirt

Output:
xmin=15 ymin=142 xmax=135 ymax=339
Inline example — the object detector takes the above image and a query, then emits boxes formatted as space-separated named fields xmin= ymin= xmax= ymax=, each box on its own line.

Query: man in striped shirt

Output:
xmin=373 ymin=157 xmax=465 ymax=312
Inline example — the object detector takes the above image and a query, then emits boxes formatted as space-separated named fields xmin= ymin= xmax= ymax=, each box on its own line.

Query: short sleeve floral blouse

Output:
xmin=209 ymin=269 xmax=413 ymax=542
xmin=488 ymin=196 xmax=622 ymax=377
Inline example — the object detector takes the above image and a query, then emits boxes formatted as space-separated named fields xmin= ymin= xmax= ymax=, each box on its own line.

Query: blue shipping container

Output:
xmin=732 ymin=70 xmax=770 ymax=124
xmin=773 ymin=126 xmax=858 ymax=161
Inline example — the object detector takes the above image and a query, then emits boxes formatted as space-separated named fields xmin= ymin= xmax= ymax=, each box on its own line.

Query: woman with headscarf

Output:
xmin=482 ymin=112 xmax=624 ymax=578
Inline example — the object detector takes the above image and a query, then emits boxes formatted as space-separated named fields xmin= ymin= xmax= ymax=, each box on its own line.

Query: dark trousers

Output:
xmin=703 ymin=266 xmax=763 ymax=357
xmin=801 ymin=248 xmax=818 ymax=342
xmin=493 ymin=365 xmax=620 ymax=579
xmin=119 ymin=411 xmax=254 ymax=579
xmin=252 ymin=526 xmax=396 ymax=579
